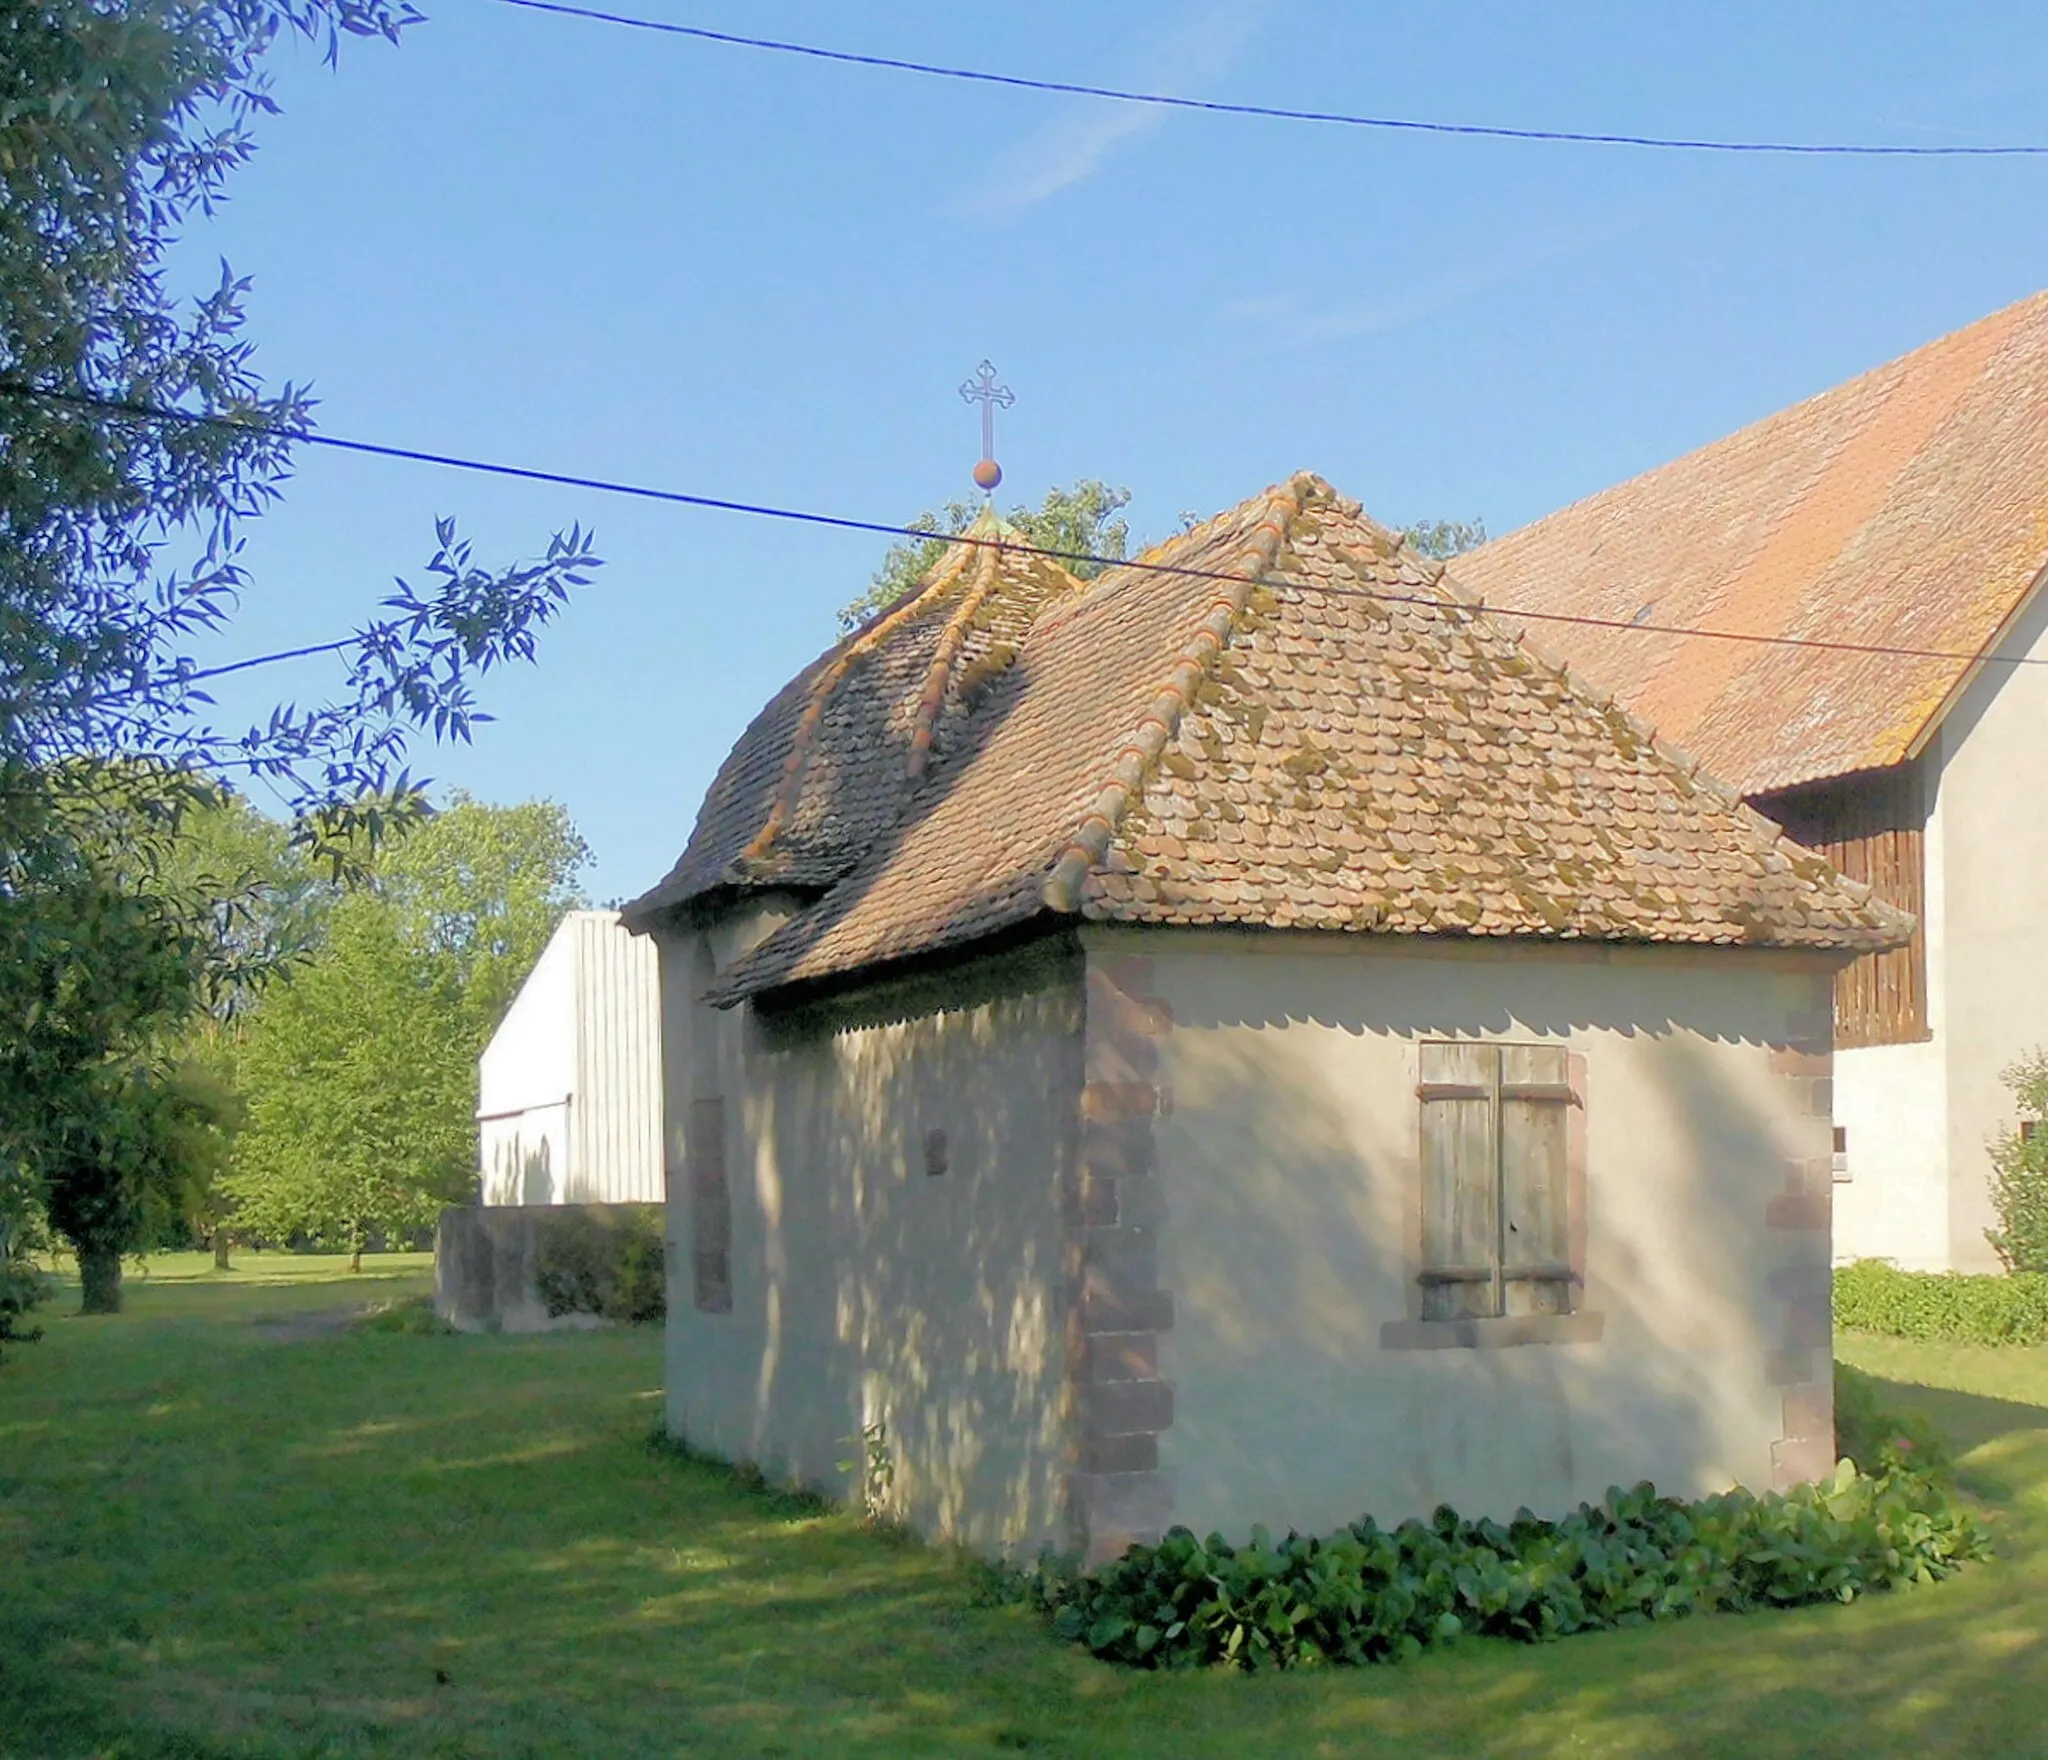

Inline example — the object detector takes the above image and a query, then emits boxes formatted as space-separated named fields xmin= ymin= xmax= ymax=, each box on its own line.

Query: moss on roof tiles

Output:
xmin=1455 ymin=289 xmax=2048 ymax=795
xmin=620 ymin=510 xmax=1081 ymax=927
xmin=693 ymin=473 xmax=1908 ymax=1004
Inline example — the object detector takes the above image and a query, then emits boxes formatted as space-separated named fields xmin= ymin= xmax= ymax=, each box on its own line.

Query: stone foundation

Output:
xmin=434 ymin=1203 xmax=661 ymax=1333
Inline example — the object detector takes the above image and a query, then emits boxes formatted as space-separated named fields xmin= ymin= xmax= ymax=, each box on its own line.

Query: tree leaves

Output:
xmin=1042 ymin=1463 xmax=1990 ymax=1672
xmin=220 ymin=796 xmax=588 ymax=1254
xmin=0 ymin=2 xmax=598 ymax=1292
xmin=839 ymin=480 xmax=1132 ymax=632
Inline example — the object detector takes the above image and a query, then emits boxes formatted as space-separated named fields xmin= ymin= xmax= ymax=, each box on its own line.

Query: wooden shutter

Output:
xmin=1418 ymin=1042 xmax=1575 ymax=1320
xmin=1758 ymin=765 xmax=1927 ymax=1048
xmin=1418 ymin=1042 xmax=1500 ymax=1321
xmin=688 ymin=1096 xmax=732 ymax=1314
xmin=1499 ymin=1045 xmax=1572 ymax=1316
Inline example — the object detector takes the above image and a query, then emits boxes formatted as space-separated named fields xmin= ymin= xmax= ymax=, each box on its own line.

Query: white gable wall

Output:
xmin=1917 ymin=573 xmax=2048 ymax=1272
xmin=1128 ymin=931 xmax=1837 ymax=1537
xmin=567 ymin=910 xmax=664 ymax=1202
xmin=476 ymin=909 xmax=660 ymax=1206
xmin=656 ymin=909 xmax=1084 ymax=1555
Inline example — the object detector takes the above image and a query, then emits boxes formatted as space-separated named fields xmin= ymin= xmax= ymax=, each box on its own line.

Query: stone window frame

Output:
xmin=1381 ymin=1039 xmax=1600 ymax=1351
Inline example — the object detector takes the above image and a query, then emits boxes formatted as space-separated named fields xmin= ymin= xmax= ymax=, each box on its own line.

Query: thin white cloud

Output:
xmin=1223 ymin=215 xmax=1641 ymax=344
xmin=967 ymin=4 xmax=1268 ymax=215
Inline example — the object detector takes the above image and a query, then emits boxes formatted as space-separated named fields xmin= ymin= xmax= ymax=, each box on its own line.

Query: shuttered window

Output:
xmin=1417 ymin=1042 xmax=1573 ymax=1320
xmin=688 ymin=1096 xmax=732 ymax=1314
xmin=1758 ymin=764 xmax=1927 ymax=1048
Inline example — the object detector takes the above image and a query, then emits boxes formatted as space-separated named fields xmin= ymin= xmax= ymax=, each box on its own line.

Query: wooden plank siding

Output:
xmin=1756 ymin=763 xmax=1929 ymax=1048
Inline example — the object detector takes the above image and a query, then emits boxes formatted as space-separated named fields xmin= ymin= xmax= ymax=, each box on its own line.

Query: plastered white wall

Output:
xmin=1124 ymin=931 xmax=1834 ymax=1538
xmin=658 ymin=916 xmax=1084 ymax=1555
xmin=1917 ymin=576 xmax=2048 ymax=1271
xmin=1831 ymin=756 xmax=1950 ymax=1268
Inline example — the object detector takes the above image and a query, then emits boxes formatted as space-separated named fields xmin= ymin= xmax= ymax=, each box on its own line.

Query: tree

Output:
xmin=1987 ymin=1052 xmax=2048 ymax=1273
xmin=0 ymin=1 xmax=599 ymax=1317
xmin=0 ymin=1164 xmax=50 ymax=1366
xmin=840 ymin=480 xmax=1132 ymax=631
xmin=222 ymin=796 xmax=589 ymax=1265
xmin=374 ymin=792 xmax=591 ymax=1032
xmin=44 ymin=1054 xmax=242 ymax=1311
xmin=154 ymin=793 xmax=333 ymax=1266
xmin=1400 ymin=518 xmax=1489 ymax=560
xmin=223 ymin=895 xmax=472 ymax=1268
xmin=1 ymin=777 xmax=217 ymax=1312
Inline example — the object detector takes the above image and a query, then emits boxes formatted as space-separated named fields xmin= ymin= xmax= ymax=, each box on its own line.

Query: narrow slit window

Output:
xmin=688 ymin=1096 xmax=732 ymax=1314
xmin=1417 ymin=1042 xmax=1574 ymax=1320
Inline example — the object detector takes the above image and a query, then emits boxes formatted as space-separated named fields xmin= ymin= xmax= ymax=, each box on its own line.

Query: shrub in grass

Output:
xmin=353 ymin=1295 xmax=453 ymax=1335
xmin=1835 ymin=1361 xmax=1956 ymax=1480
xmin=1988 ymin=1050 xmax=2048 ymax=1271
xmin=533 ymin=1208 xmax=666 ymax=1325
xmin=1044 ymin=1466 xmax=1989 ymax=1672
xmin=1834 ymin=1258 xmax=2048 ymax=1346
xmin=0 ymin=1206 xmax=48 ymax=1367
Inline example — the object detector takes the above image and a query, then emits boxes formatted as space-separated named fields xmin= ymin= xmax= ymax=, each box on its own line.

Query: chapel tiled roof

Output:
xmin=1452 ymin=290 xmax=2048 ymax=797
xmin=620 ymin=508 xmax=1083 ymax=926
xmin=701 ymin=473 xmax=1910 ymax=1005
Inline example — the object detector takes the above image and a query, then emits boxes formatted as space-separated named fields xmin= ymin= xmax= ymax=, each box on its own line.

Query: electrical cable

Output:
xmin=7 ymin=380 xmax=2044 ymax=682
xmin=483 ymin=0 xmax=2048 ymax=159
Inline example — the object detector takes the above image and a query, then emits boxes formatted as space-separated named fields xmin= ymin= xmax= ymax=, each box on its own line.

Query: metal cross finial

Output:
xmin=959 ymin=359 xmax=1014 ymax=494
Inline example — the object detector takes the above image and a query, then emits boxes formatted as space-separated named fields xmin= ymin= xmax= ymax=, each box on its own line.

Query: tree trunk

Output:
xmin=212 ymin=1228 xmax=232 ymax=1272
xmin=78 ymin=1244 xmax=122 ymax=1315
xmin=349 ymin=1224 xmax=362 ymax=1275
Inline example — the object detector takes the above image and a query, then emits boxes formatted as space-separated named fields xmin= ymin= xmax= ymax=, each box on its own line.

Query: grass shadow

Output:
xmin=11 ymin=1283 xmax=2048 ymax=1759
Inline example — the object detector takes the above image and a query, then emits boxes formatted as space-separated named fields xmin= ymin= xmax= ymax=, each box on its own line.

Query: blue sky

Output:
xmin=189 ymin=0 xmax=2048 ymax=901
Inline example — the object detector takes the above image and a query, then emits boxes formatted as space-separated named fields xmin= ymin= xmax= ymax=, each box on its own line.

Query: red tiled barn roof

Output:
xmin=1455 ymin=291 xmax=2048 ymax=796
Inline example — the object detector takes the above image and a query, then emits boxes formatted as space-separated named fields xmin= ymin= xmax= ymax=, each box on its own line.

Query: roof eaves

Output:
xmin=1437 ymin=553 xmax=1911 ymax=953
xmin=1903 ymin=553 xmax=2048 ymax=768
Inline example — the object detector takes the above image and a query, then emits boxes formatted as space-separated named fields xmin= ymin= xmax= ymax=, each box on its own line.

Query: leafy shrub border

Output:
xmin=646 ymin=1371 xmax=1989 ymax=1678
xmin=1835 ymin=1258 xmax=2048 ymax=1346
xmin=1034 ymin=1459 xmax=1987 ymax=1671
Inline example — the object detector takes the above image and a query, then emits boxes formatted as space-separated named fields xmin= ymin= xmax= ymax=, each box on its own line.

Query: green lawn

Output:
xmin=5 ymin=1266 xmax=2048 ymax=1760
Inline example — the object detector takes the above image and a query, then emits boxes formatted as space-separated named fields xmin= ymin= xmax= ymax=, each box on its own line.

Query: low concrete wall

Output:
xmin=435 ymin=1203 xmax=662 ymax=1333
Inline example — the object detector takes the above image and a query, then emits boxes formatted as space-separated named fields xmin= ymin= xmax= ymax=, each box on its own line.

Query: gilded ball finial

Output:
xmin=973 ymin=457 xmax=1003 ymax=492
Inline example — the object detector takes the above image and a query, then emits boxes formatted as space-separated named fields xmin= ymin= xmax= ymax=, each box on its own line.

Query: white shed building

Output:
xmin=476 ymin=909 xmax=663 ymax=1205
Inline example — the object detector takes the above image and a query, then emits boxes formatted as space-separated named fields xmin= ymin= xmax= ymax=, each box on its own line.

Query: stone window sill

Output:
xmin=1379 ymin=1312 xmax=1605 ymax=1351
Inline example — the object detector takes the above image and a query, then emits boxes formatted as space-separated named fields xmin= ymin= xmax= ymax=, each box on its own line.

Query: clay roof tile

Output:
xmin=1454 ymin=289 xmax=2048 ymax=794
xmin=697 ymin=473 xmax=1908 ymax=1003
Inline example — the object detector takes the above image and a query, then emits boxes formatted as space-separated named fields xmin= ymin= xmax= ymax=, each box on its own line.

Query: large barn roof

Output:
xmin=652 ymin=473 xmax=1908 ymax=1006
xmin=1454 ymin=290 xmax=2048 ymax=797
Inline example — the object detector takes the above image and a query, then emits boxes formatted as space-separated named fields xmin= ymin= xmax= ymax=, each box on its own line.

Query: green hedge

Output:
xmin=532 ymin=1208 xmax=665 ymax=1325
xmin=1042 ymin=1465 xmax=1988 ymax=1672
xmin=1834 ymin=1258 xmax=2048 ymax=1346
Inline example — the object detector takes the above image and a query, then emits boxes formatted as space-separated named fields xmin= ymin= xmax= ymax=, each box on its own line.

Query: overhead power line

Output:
xmin=6 ymin=381 xmax=2044 ymax=684
xmin=483 ymin=0 xmax=2048 ymax=159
